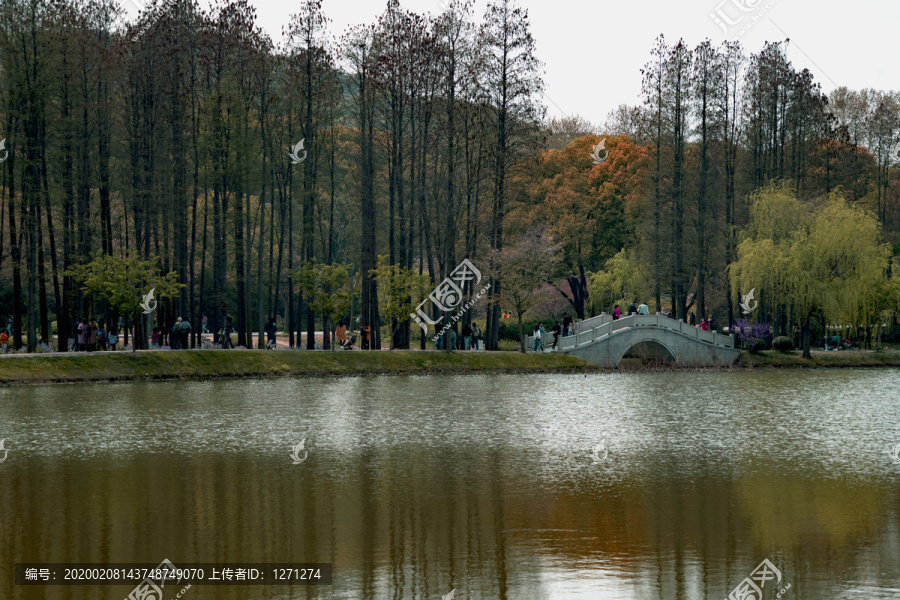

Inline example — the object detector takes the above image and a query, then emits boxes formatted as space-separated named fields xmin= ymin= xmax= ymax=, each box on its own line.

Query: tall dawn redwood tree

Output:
xmin=345 ymin=26 xmax=380 ymax=350
xmin=288 ymin=0 xmax=334 ymax=349
xmin=479 ymin=0 xmax=544 ymax=351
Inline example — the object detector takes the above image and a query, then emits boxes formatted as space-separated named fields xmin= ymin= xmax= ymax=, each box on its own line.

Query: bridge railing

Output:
xmin=525 ymin=313 xmax=735 ymax=351
xmin=573 ymin=313 xmax=613 ymax=334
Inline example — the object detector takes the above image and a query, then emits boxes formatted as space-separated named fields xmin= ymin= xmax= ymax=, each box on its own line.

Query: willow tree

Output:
xmin=731 ymin=187 xmax=888 ymax=357
xmin=729 ymin=184 xmax=807 ymax=330
xmin=800 ymin=193 xmax=889 ymax=351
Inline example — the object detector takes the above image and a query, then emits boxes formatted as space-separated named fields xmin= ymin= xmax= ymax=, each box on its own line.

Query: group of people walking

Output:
xmin=153 ymin=314 xmax=233 ymax=349
xmin=434 ymin=322 xmax=484 ymax=350
xmin=73 ymin=316 xmax=121 ymax=352
xmin=531 ymin=312 xmax=575 ymax=352
xmin=611 ymin=300 xmax=716 ymax=330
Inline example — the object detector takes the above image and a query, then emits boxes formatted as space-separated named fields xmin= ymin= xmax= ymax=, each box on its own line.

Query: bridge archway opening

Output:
xmin=619 ymin=340 xmax=676 ymax=369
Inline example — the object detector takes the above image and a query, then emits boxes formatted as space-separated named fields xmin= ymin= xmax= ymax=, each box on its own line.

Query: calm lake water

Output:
xmin=1 ymin=369 xmax=900 ymax=599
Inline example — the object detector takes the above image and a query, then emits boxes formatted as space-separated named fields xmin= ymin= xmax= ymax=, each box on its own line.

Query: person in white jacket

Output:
xmin=531 ymin=323 xmax=544 ymax=352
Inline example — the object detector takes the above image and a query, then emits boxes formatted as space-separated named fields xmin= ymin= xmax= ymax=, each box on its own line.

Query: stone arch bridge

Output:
xmin=527 ymin=313 xmax=740 ymax=368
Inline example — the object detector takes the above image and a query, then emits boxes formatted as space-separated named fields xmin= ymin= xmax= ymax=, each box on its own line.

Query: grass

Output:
xmin=739 ymin=348 xmax=900 ymax=368
xmin=0 ymin=348 xmax=598 ymax=385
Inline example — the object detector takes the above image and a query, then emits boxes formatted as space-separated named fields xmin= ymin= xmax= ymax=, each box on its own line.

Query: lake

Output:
xmin=1 ymin=369 xmax=899 ymax=599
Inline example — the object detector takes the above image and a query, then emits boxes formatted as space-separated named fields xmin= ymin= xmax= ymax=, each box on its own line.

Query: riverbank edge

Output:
xmin=0 ymin=349 xmax=600 ymax=385
xmin=739 ymin=349 xmax=900 ymax=368
xmin=2 ymin=348 xmax=898 ymax=385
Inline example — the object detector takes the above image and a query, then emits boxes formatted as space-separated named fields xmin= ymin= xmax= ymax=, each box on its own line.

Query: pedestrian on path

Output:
xmin=265 ymin=317 xmax=277 ymax=349
xmin=531 ymin=323 xmax=544 ymax=352
xmin=336 ymin=320 xmax=348 ymax=349
xmin=86 ymin=317 xmax=98 ymax=351
xmin=172 ymin=318 xmax=184 ymax=349
xmin=179 ymin=317 xmax=192 ymax=349
xmin=222 ymin=315 xmax=235 ymax=349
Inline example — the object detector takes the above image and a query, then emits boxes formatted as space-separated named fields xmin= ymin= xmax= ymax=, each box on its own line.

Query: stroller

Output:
xmin=340 ymin=334 xmax=357 ymax=350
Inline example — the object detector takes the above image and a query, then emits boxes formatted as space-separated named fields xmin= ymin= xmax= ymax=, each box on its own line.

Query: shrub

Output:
xmin=773 ymin=336 xmax=794 ymax=352
xmin=734 ymin=318 xmax=770 ymax=352
xmin=748 ymin=338 xmax=766 ymax=354
xmin=498 ymin=318 xmax=542 ymax=341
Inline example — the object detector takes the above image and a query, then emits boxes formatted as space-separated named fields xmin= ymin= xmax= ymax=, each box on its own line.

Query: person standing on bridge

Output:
xmin=562 ymin=312 xmax=573 ymax=337
xmin=628 ymin=300 xmax=637 ymax=315
xmin=550 ymin=322 xmax=562 ymax=350
xmin=700 ymin=318 xmax=709 ymax=331
xmin=613 ymin=304 xmax=621 ymax=320
xmin=638 ymin=300 xmax=649 ymax=315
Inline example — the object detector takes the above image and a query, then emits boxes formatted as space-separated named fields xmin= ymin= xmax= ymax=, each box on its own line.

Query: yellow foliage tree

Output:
xmin=731 ymin=186 xmax=889 ymax=357
xmin=588 ymin=249 xmax=650 ymax=316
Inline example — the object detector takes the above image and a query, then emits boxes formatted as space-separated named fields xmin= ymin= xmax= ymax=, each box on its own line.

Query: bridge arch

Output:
xmin=618 ymin=338 xmax=676 ymax=366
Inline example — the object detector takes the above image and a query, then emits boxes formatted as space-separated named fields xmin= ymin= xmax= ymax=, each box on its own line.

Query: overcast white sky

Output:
xmin=131 ymin=0 xmax=900 ymax=126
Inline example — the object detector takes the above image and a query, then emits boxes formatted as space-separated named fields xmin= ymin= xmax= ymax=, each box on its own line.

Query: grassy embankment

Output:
xmin=0 ymin=349 xmax=597 ymax=385
xmin=739 ymin=348 xmax=900 ymax=368
xmin=3 ymin=347 xmax=899 ymax=385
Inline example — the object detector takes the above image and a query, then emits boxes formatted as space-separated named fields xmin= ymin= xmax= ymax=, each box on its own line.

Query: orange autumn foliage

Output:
xmin=523 ymin=134 xmax=650 ymax=272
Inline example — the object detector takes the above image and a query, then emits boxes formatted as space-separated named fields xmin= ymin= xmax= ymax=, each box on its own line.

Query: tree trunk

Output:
xmin=801 ymin=316 xmax=811 ymax=359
